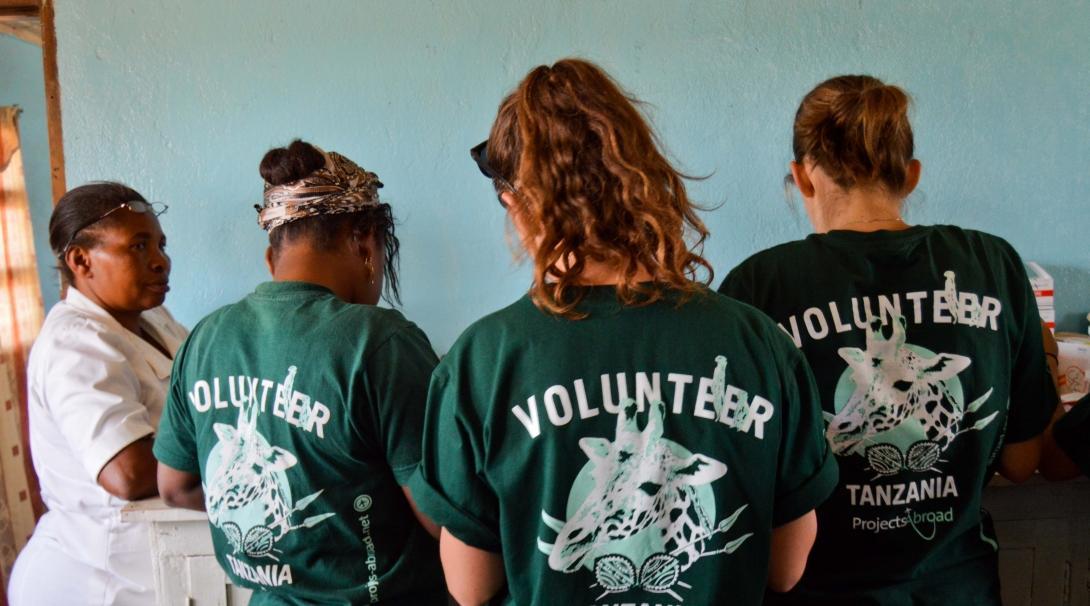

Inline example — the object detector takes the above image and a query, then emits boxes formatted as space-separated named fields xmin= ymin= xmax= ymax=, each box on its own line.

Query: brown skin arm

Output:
xmin=440 ymin=529 xmax=504 ymax=606
xmin=997 ymin=437 xmax=1043 ymax=483
xmin=1040 ymin=404 xmax=1082 ymax=480
xmin=97 ymin=436 xmax=159 ymax=501
xmin=1038 ymin=324 xmax=1081 ymax=479
xmin=768 ymin=510 xmax=818 ymax=593
xmin=1040 ymin=322 xmax=1083 ymax=483
xmin=401 ymin=486 xmax=440 ymax=539
xmin=998 ymin=323 xmax=1061 ymax=483
xmin=157 ymin=462 xmax=206 ymax=510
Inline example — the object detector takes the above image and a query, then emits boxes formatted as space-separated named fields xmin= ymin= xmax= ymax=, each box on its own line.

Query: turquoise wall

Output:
xmin=51 ymin=0 xmax=1090 ymax=349
xmin=0 ymin=36 xmax=56 ymax=310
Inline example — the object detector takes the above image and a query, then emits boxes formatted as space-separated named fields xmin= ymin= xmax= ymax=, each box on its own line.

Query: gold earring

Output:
xmin=366 ymin=258 xmax=375 ymax=286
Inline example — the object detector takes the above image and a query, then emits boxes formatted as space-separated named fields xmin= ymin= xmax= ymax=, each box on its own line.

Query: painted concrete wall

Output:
xmin=51 ymin=0 xmax=1090 ymax=350
xmin=0 ymin=36 xmax=57 ymax=311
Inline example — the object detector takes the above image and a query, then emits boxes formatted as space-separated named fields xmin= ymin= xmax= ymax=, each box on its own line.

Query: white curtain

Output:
xmin=0 ymin=106 xmax=45 ymax=594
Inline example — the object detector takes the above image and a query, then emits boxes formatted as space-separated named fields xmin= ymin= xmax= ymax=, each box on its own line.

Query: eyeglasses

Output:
xmin=470 ymin=140 xmax=515 ymax=208
xmin=62 ymin=200 xmax=168 ymax=254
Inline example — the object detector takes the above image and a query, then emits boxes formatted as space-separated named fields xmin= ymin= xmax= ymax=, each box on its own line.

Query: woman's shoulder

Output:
xmin=29 ymin=300 xmax=133 ymax=381
xmin=922 ymin=224 xmax=1027 ymax=269
xmin=36 ymin=298 xmax=119 ymax=348
xmin=719 ymin=238 xmax=816 ymax=303
xmin=731 ymin=238 xmax=815 ymax=273
xmin=443 ymin=289 xmax=796 ymax=366
xmin=694 ymin=288 xmax=802 ymax=351
xmin=926 ymin=223 xmax=1013 ymax=246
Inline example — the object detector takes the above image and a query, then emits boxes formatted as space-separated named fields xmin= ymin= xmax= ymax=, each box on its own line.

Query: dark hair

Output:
xmin=485 ymin=58 xmax=713 ymax=318
xmin=793 ymin=75 xmax=914 ymax=194
xmin=260 ymin=139 xmax=401 ymax=304
xmin=49 ymin=181 xmax=148 ymax=284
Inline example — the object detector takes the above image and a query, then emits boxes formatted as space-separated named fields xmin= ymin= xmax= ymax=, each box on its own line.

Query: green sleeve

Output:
xmin=772 ymin=346 xmax=839 ymax=526
xmin=1004 ymin=252 xmax=1058 ymax=444
xmin=153 ymin=343 xmax=200 ymax=474
xmin=364 ymin=323 xmax=439 ymax=485
xmin=1053 ymin=395 xmax=1090 ymax=476
xmin=409 ymin=365 xmax=501 ymax=552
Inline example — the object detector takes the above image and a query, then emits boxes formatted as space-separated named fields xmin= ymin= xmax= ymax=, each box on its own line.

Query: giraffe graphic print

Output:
xmin=827 ymin=275 xmax=998 ymax=476
xmin=203 ymin=366 xmax=335 ymax=561
xmin=537 ymin=389 xmax=752 ymax=602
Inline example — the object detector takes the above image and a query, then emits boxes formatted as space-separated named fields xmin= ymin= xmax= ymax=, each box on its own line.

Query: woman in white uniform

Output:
xmin=8 ymin=182 xmax=188 ymax=606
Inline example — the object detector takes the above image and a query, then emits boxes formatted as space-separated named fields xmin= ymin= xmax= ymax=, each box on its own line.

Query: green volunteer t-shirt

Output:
xmin=1054 ymin=394 xmax=1090 ymax=476
xmin=154 ymin=281 xmax=445 ymax=605
xmin=720 ymin=225 xmax=1058 ymax=605
xmin=410 ymin=285 xmax=838 ymax=606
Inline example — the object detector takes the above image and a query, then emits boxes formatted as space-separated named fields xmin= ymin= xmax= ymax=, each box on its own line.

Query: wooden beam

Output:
xmin=40 ymin=0 xmax=63 ymax=204
xmin=0 ymin=1 xmax=39 ymax=17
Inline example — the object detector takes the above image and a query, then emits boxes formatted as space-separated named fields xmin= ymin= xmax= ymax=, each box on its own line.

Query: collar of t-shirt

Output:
xmin=64 ymin=286 xmax=176 ymax=373
xmin=810 ymin=225 xmax=934 ymax=267
xmin=533 ymin=283 xmax=702 ymax=314
xmin=812 ymin=224 xmax=931 ymax=246
xmin=252 ymin=280 xmax=337 ymax=301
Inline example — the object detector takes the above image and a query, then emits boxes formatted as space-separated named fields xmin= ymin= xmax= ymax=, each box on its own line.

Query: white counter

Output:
xmin=121 ymin=498 xmax=252 ymax=606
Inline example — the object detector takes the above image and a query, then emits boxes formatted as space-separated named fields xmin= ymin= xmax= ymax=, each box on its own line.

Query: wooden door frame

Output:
xmin=0 ymin=0 xmax=64 ymax=203
xmin=39 ymin=0 xmax=64 ymax=202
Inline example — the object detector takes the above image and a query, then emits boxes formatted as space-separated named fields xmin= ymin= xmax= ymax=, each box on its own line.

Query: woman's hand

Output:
xmin=157 ymin=463 xmax=206 ymax=511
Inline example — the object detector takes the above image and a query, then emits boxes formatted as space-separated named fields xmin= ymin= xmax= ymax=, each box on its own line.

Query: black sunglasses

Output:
xmin=62 ymin=200 xmax=168 ymax=254
xmin=470 ymin=140 xmax=515 ymax=208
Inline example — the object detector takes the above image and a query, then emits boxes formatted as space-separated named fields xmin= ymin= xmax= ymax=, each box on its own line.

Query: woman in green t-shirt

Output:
xmin=411 ymin=59 xmax=838 ymax=606
xmin=720 ymin=75 xmax=1058 ymax=605
xmin=154 ymin=140 xmax=446 ymax=604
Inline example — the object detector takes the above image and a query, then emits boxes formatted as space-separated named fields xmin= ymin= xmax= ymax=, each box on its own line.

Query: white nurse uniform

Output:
xmin=7 ymin=286 xmax=188 ymax=606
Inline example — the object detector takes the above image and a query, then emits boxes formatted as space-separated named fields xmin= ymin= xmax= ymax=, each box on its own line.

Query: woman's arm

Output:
xmin=997 ymin=322 xmax=1060 ymax=483
xmin=997 ymin=437 xmax=1043 ymax=483
xmin=97 ymin=436 xmax=158 ymax=500
xmin=440 ymin=529 xmax=504 ymax=606
xmin=767 ymin=510 xmax=818 ymax=592
xmin=1040 ymin=417 xmax=1082 ymax=480
xmin=401 ymin=486 xmax=440 ymax=539
xmin=157 ymin=462 xmax=205 ymax=510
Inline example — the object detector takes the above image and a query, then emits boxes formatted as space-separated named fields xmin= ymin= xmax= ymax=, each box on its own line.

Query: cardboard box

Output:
xmin=1026 ymin=262 xmax=1055 ymax=332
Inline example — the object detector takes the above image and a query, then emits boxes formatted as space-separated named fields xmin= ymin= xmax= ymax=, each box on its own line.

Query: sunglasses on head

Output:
xmin=62 ymin=200 xmax=169 ymax=254
xmin=470 ymin=140 xmax=515 ymax=208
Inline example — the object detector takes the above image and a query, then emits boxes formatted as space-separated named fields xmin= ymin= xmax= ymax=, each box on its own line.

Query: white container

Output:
xmin=1026 ymin=262 xmax=1055 ymax=332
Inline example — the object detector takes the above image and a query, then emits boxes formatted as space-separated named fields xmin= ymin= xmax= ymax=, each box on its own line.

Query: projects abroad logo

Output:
xmin=355 ymin=493 xmax=381 ymax=604
xmin=853 ymin=507 xmax=955 ymax=540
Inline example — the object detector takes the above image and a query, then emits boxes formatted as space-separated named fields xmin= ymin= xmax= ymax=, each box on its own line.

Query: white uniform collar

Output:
xmin=64 ymin=286 xmax=177 ymax=375
xmin=63 ymin=286 xmax=124 ymax=327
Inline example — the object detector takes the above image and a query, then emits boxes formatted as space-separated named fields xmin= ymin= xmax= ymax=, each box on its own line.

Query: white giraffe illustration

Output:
xmin=539 ymin=396 xmax=751 ymax=600
xmin=828 ymin=313 xmax=995 ymax=458
xmin=204 ymin=366 xmax=334 ymax=560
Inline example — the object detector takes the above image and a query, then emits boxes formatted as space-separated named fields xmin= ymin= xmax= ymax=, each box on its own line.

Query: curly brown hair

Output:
xmin=484 ymin=58 xmax=713 ymax=318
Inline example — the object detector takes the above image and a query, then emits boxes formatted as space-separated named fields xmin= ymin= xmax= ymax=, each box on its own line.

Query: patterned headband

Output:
xmin=256 ymin=148 xmax=383 ymax=231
